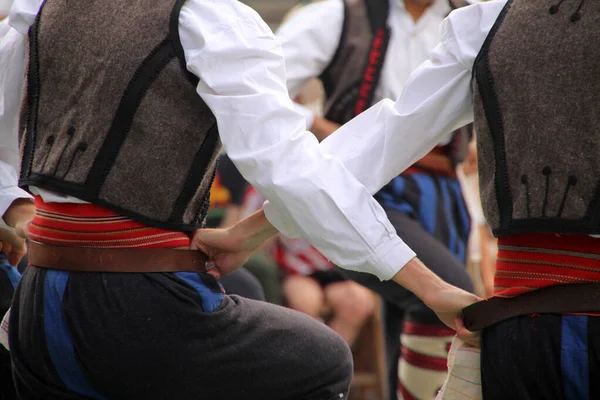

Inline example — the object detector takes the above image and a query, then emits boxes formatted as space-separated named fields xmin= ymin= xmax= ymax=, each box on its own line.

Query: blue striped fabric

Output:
xmin=376 ymin=174 xmax=471 ymax=263
xmin=378 ymin=192 xmax=414 ymax=215
xmin=0 ymin=261 xmax=21 ymax=289
xmin=43 ymin=270 xmax=108 ymax=399
xmin=439 ymin=179 xmax=458 ymax=259
xmin=175 ymin=272 xmax=224 ymax=312
xmin=412 ymin=175 xmax=437 ymax=235
xmin=561 ymin=315 xmax=589 ymax=400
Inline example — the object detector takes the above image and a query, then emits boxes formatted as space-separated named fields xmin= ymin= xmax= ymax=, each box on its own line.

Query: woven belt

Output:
xmin=461 ymin=283 xmax=600 ymax=331
xmin=28 ymin=240 xmax=208 ymax=273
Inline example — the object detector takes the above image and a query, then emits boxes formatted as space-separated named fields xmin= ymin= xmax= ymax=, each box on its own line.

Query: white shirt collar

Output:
xmin=392 ymin=0 xmax=452 ymax=17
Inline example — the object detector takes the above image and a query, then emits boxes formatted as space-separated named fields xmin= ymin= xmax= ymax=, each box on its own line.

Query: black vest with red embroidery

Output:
xmin=319 ymin=0 xmax=472 ymax=167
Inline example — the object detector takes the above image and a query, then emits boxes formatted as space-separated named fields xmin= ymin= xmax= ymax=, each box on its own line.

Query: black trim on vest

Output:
xmin=170 ymin=0 xmax=200 ymax=86
xmin=168 ymin=123 xmax=219 ymax=222
xmin=353 ymin=0 xmax=390 ymax=117
xmin=470 ymin=0 xmax=600 ymax=236
xmin=447 ymin=0 xmax=469 ymax=11
xmin=322 ymin=0 xmax=390 ymax=124
xmin=320 ymin=0 xmax=349 ymax=98
xmin=472 ymin=0 xmax=513 ymax=234
xmin=587 ymin=179 xmax=600 ymax=228
xmin=85 ymin=37 xmax=176 ymax=195
xmin=20 ymin=2 xmax=48 ymax=182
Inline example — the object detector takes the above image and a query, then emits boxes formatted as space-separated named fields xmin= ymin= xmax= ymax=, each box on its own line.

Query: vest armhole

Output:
xmin=169 ymin=0 xmax=200 ymax=87
xmin=319 ymin=0 xmax=350 ymax=98
xmin=168 ymin=123 xmax=220 ymax=223
xmin=472 ymin=0 xmax=514 ymax=230
xmin=365 ymin=0 xmax=389 ymax=34
xmin=470 ymin=0 xmax=514 ymax=86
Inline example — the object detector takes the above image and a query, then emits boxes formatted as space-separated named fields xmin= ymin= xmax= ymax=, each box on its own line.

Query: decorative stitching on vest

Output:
xmin=557 ymin=176 xmax=577 ymax=218
xmin=542 ymin=166 xmax=551 ymax=217
xmin=521 ymin=174 xmax=531 ymax=218
xmin=321 ymin=0 xmax=390 ymax=124
xmin=39 ymin=136 xmax=55 ymax=171
xmin=473 ymin=0 xmax=514 ymax=233
xmin=53 ymin=127 xmax=76 ymax=176
xmin=62 ymin=141 xmax=88 ymax=180
xmin=85 ymin=37 xmax=176 ymax=195
xmin=549 ymin=0 xmax=586 ymax=22
xmin=168 ymin=124 xmax=219 ymax=223
xmin=353 ymin=27 xmax=390 ymax=116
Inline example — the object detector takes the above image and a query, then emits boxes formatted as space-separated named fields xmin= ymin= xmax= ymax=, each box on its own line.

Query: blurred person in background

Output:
xmin=243 ymin=186 xmax=376 ymax=346
xmin=276 ymin=0 xmax=474 ymax=398
xmin=207 ymin=154 xmax=283 ymax=304
xmin=0 ymin=0 xmax=477 ymax=398
xmin=458 ymin=139 xmax=497 ymax=298
xmin=205 ymin=153 xmax=266 ymax=301
xmin=0 ymin=2 xmax=31 ymax=397
xmin=221 ymin=0 xmax=600 ymax=397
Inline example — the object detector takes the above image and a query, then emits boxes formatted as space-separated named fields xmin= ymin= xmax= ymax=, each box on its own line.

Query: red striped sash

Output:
xmin=494 ymin=233 xmax=600 ymax=297
xmin=29 ymin=196 xmax=190 ymax=249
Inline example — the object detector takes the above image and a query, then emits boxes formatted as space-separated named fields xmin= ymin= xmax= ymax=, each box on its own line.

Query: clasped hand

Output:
xmin=191 ymin=227 xmax=255 ymax=279
xmin=1 ymin=199 xmax=35 ymax=266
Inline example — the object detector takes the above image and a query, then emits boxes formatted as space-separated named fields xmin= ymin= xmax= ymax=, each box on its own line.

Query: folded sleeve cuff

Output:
xmin=369 ymin=237 xmax=417 ymax=281
xmin=262 ymin=199 xmax=302 ymax=238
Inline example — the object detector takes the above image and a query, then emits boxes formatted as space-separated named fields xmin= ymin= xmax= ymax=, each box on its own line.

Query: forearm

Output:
xmin=392 ymin=257 xmax=451 ymax=306
xmin=229 ymin=209 xmax=279 ymax=251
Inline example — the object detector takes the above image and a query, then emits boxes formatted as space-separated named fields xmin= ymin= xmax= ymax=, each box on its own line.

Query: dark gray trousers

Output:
xmin=337 ymin=209 xmax=474 ymax=400
xmin=10 ymin=267 xmax=352 ymax=400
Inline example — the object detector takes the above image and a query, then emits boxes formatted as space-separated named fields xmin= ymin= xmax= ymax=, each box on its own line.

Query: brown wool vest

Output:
xmin=19 ymin=0 xmax=221 ymax=231
xmin=320 ymin=0 xmax=472 ymax=166
xmin=472 ymin=0 xmax=600 ymax=236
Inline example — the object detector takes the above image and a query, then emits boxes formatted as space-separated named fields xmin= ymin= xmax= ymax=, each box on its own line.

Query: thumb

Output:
xmin=454 ymin=316 xmax=480 ymax=348
xmin=15 ymin=220 xmax=31 ymax=240
xmin=190 ymin=230 xmax=211 ymax=254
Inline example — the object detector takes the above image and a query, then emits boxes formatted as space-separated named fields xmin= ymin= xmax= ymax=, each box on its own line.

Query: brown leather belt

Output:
xmin=461 ymin=283 xmax=600 ymax=331
xmin=28 ymin=241 xmax=209 ymax=273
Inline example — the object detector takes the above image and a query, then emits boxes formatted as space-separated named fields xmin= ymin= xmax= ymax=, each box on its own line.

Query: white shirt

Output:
xmin=277 ymin=0 xmax=452 ymax=126
xmin=0 ymin=0 xmax=12 ymax=20
xmin=0 ymin=0 xmax=427 ymax=280
xmin=263 ymin=1 xmax=508 ymax=242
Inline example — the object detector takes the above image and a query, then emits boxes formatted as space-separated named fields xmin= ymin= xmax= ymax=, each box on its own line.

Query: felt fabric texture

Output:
xmin=320 ymin=0 xmax=382 ymax=124
xmin=20 ymin=0 xmax=220 ymax=230
xmin=473 ymin=0 xmax=600 ymax=236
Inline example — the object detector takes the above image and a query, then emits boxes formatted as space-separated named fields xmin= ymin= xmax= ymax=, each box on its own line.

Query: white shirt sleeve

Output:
xmin=178 ymin=0 xmax=416 ymax=280
xmin=0 ymin=26 xmax=33 ymax=218
xmin=262 ymin=0 xmax=507 ymax=241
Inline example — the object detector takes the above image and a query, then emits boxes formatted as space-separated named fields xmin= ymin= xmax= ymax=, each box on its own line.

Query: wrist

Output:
xmin=229 ymin=209 xmax=278 ymax=251
xmin=392 ymin=257 xmax=450 ymax=306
